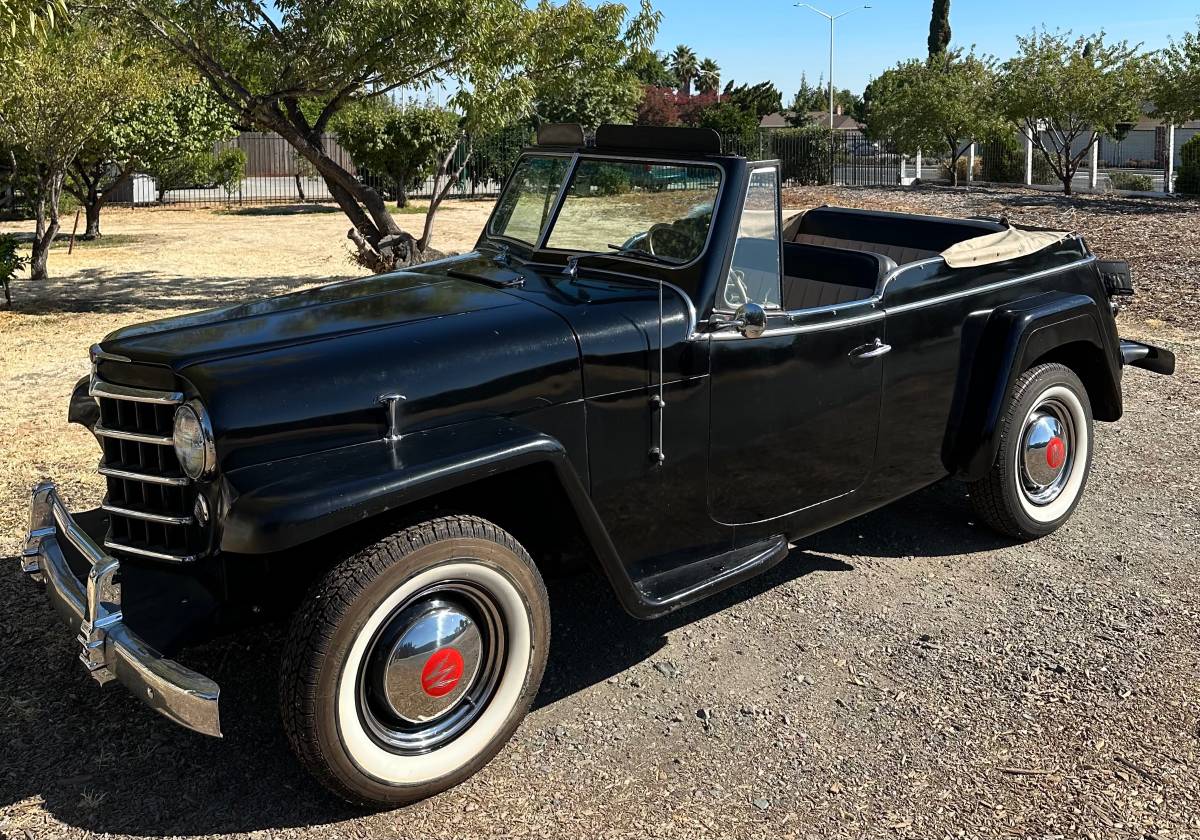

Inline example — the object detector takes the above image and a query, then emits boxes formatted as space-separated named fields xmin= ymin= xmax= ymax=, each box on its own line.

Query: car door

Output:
xmin=707 ymin=165 xmax=885 ymax=526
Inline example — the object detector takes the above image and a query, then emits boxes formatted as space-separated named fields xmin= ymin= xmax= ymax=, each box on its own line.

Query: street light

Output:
xmin=794 ymin=4 xmax=871 ymax=132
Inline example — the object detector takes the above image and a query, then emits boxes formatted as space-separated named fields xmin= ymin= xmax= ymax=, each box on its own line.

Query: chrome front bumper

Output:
xmin=22 ymin=481 xmax=222 ymax=737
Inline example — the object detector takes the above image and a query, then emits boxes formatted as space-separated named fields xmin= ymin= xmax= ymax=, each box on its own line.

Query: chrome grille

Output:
xmin=90 ymin=378 xmax=199 ymax=562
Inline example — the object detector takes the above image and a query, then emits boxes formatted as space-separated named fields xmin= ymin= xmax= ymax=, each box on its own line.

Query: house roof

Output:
xmin=759 ymin=110 xmax=864 ymax=130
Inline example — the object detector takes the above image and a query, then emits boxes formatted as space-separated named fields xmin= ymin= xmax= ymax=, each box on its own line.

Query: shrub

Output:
xmin=0 ymin=233 xmax=26 ymax=306
xmin=585 ymin=164 xmax=631 ymax=196
xmin=942 ymin=154 xmax=983 ymax=183
xmin=209 ymin=148 xmax=247 ymax=196
xmin=1109 ymin=172 xmax=1154 ymax=192
xmin=768 ymin=126 xmax=834 ymax=186
xmin=1176 ymin=135 xmax=1200 ymax=196
xmin=980 ymin=135 xmax=1026 ymax=183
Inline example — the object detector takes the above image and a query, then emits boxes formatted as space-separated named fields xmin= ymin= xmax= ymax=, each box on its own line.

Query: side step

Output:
xmin=631 ymin=535 xmax=790 ymax=617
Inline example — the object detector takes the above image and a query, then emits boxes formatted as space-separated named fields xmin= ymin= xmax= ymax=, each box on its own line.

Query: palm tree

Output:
xmin=696 ymin=58 xmax=721 ymax=96
xmin=669 ymin=44 xmax=699 ymax=97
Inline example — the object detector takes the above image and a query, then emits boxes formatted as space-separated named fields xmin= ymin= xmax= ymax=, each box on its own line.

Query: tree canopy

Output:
xmin=1149 ymin=20 xmax=1200 ymax=124
xmin=0 ymin=0 xmax=66 ymax=56
xmin=995 ymin=30 xmax=1145 ymax=194
xmin=695 ymin=57 xmax=721 ymax=94
xmin=119 ymin=0 xmax=658 ymax=269
xmin=668 ymin=44 xmax=698 ymax=96
xmin=864 ymin=49 xmax=999 ymax=184
xmin=927 ymin=0 xmax=951 ymax=58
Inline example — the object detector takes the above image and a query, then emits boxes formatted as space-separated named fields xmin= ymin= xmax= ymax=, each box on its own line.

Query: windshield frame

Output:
xmin=484 ymin=151 xmax=576 ymax=252
xmin=485 ymin=151 xmax=726 ymax=273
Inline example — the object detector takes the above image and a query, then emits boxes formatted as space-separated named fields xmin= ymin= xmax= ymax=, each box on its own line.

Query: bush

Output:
xmin=0 ymin=233 xmax=26 ymax=306
xmin=768 ymin=126 xmax=834 ymax=186
xmin=942 ymin=154 xmax=983 ymax=183
xmin=1109 ymin=172 xmax=1154 ymax=192
xmin=1176 ymin=135 xmax=1200 ymax=196
xmin=209 ymin=148 xmax=247 ymax=196
xmin=584 ymin=164 xmax=631 ymax=196
xmin=150 ymin=147 xmax=247 ymax=200
xmin=980 ymin=135 xmax=1026 ymax=183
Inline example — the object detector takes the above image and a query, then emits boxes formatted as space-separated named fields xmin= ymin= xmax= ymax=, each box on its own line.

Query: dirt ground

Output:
xmin=1 ymin=187 xmax=1198 ymax=839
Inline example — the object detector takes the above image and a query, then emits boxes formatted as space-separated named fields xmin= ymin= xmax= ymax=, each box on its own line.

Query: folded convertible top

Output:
xmin=941 ymin=226 xmax=1069 ymax=269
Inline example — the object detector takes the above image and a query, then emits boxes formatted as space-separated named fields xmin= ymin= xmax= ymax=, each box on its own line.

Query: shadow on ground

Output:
xmin=5 ymin=270 xmax=360 ymax=316
xmin=0 ymin=480 xmax=1008 ymax=835
xmin=216 ymin=204 xmax=343 ymax=217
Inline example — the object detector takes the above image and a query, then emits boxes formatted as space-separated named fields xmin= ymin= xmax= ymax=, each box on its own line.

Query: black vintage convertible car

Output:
xmin=22 ymin=124 xmax=1174 ymax=807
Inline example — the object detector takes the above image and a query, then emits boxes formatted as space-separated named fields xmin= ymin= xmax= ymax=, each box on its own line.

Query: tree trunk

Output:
xmin=396 ymin=181 xmax=408 ymax=209
xmin=294 ymin=173 xmax=306 ymax=202
xmin=84 ymin=189 xmax=102 ymax=239
xmin=30 ymin=171 xmax=63 ymax=281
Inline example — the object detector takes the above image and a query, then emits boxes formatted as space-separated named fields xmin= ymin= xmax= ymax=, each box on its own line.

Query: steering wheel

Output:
xmin=723 ymin=268 xmax=750 ymax=308
xmin=645 ymin=223 xmax=681 ymax=258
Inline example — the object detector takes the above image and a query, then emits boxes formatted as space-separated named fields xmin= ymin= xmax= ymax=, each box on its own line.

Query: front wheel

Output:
xmin=280 ymin=515 xmax=550 ymax=808
xmin=968 ymin=363 xmax=1094 ymax=540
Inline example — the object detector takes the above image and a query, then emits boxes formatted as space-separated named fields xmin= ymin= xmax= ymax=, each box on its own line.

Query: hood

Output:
xmin=100 ymin=269 xmax=525 ymax=369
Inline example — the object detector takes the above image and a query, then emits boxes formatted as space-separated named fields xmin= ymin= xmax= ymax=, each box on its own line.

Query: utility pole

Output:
xmin=795 ymin=3 xmax=872 ymax=131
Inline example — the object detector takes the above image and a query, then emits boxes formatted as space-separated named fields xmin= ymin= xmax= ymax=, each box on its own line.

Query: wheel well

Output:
xmin=1029 ymin=340 xmax=1121 ymax=422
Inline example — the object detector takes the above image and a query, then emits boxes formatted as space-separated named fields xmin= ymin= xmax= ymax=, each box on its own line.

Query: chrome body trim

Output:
xmin=884 ymin=255 xmax=1097 ymax=315
xmin=98 ymin=465 xmax=189 ymax=486
xmin=22 ymin=482 xmax=221 ymax=736
xmin=89 ymin=378 xmax=184 ymax=406
xmin=89 ymin=344 xmax=132 ymax=365
xmin=102 ymin=540 xmax=198 ymax=563
xmin=94 ymin=425 xmax=174 ymax=446
xmin=705 ymin=308 xmax=884 ymax=341
xmin=101 ymin=502 xmax=193 ymax=526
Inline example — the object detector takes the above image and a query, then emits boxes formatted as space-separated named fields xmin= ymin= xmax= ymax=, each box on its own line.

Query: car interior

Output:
xmin=777 ymin=206 xmax=1008 ymax=310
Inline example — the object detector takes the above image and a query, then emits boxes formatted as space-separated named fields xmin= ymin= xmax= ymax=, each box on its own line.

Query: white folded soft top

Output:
xmin=940 ymin=226 xmax=1070 ymax=269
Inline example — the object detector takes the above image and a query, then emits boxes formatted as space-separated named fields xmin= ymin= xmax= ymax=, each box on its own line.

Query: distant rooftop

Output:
xmin=760 ymin=110 xmax=865 ymax=131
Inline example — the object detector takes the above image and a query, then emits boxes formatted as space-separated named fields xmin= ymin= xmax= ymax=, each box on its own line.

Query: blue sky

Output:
xmin=646 ymin=0 xmax=1198 ymax=98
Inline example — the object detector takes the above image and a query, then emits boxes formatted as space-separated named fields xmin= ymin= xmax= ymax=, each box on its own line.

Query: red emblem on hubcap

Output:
xmin=1046 ymin=436 xmax=1066 ymax=470
xmin=420 ymin=648 xmax=464 ymax=697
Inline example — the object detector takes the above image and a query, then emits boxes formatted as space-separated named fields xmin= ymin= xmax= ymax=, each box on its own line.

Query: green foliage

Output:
xmin=151 ymin=147 xmax=246 ymax=198
xmin=768 ymin=125 xmax=834 ymax=186
xmin=691 ymin=102 xmax=760 ymax=149
xmin=927 ymin=0 xmax=951 ymax=59
xmin=980 ymin=134 xmax=1025 ymax=182
xmin=624 ymin=48 xmax=677 ymax=88
xmin=695 ymin=58 xmax=721 ymax=95
xmin=789 ymin=73 xmax=860 ymax=121
xmin=1109 ymin=172 xmax=1154 ymax=192
xmin=864 ymin=48 xmax=999 ymax=184
xmin=1149 ymin=20 xmax=1200 ymax=124
xmin=466 ymin=123 xmax=534 ymax=194
xmin=0 ymin=232 xmax=26 ymax=305
xmin=669 ymin=44 xmax=698 ymax=95
xmin=334 ymin=102 xmax=461 ymax=206
xmin=995 ymin=30 xmax=1146 ymax=193
xmin=582 ymin=164 xmax=631 ymax=195
xmin=0 ymin=0 xmax=66 ymax=57
xmin=725 ymin=81 xmax=783 ymax=119
xmin=1175 ymin=134 xmax=1200 ymax=195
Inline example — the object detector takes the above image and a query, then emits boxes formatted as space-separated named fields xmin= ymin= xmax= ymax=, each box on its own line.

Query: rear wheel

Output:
xmin=280 ymin=515 xmax=549 ymax=808
xmin=968 ymin=363 xmax=1093 ymax=540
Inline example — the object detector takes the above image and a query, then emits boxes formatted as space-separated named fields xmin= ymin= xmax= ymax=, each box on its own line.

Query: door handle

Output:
xmin=851 ymin=338 xmax=892 ymax=359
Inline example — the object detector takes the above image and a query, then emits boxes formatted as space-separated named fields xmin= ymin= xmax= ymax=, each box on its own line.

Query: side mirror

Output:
xmin=734 ymin=302 xmax=767 ymax=339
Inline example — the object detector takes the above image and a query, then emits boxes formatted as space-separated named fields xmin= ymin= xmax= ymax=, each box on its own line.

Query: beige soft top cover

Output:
xmin=940 ymin=226 xmax=1070 ymax=269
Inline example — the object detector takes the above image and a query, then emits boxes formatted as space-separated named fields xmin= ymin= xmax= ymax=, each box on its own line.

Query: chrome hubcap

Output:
xmin=1019 ymin=400 xmax=1074 ymax=505
xmin=359 ymin=582 xmax=505 ymax=754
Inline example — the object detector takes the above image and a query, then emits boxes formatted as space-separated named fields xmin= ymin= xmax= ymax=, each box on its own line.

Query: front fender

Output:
xmin=944 ymin=292 xmax=1122 ymax=482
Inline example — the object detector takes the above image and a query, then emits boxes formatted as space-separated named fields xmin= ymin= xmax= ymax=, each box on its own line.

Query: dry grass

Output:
xmin=0 ymin=201 xmax=495 ymax=553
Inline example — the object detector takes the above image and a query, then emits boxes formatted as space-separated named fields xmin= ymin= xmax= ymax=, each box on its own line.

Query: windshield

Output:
xmin=545 ymin=160 xmax=720 ymax=264
xmin=488 ymin=155 xmax=572 ymax=246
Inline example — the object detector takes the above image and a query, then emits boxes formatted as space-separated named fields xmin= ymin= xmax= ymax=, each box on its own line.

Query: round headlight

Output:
xmin=173 ymin=401 xmax=215 ymax=480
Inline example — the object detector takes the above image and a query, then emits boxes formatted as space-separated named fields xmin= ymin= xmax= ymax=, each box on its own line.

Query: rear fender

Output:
xmin=944 ymin=292 xmax=1121 ymax=481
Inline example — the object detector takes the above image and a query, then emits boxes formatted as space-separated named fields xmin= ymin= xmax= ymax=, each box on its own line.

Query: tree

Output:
xmin=0 ymin=0 xmax=66 ymax=57
xmin=726 ymin=81 xmax=782 ymax=119
xmin=865 ymin=49 xmax=1000 ymax=186
xmin=790 ymin=73 xmax=825 ymax=113
xmin=1149 ymin=19 xmax=1200 ymax=124
xmin=624 ymin=48 xmax=677 ymax=88
xmin=788 ymin=74 xmax=861 ymax=124
xmin=66 ymin=69 xmax=236 ymax=237
xmin=995 ymin=30 xmax=1146 ymax=194
xmin=531 ymin=1 xmax=647 ymax=128
xmin=121 ymin=0 xmax=658 ymax=271
xmin=0 ymin=26 xmax=148 ymax=279
xmin=637 ymin=85 xmax=683 ymax=126
xmin=669 ymin=44 xmax=698 ymax=97
xmin=334 ymin=102 xmax=461 ymax=208
xmin=927 ymin=0 xmax=951 ymax=59
xmin=695 ymin=58 xmax=721 ymax=95
xmin=690 ymin=101 xmax=759 ymax=152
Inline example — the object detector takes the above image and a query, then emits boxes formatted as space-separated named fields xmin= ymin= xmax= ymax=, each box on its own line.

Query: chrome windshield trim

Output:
xmin=103 ymin=540 xmax=198 ymax=564
xmin=101 ymin=503 xmax=193 ymax=526
xmin=98 ymin=465 xmax=189 ymax=486
xmin=884 ymin=255 xmax=1097 ymax=315
xmin=94 ymin=426 xmax=173 ymax=446
xmin=90 ymin=377 xmax=184 ymax=406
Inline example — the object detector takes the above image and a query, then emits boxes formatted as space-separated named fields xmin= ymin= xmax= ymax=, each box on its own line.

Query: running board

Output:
xmin=631 ymin=535 xmax=790 ymax=616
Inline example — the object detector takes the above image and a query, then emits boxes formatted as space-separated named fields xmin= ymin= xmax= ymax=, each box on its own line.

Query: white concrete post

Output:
xmin=1024 ymin=134 xmax=1034 ymax=185
xmin=1090 ymin=138 xmax=1099 ymax=191
xmin=915 ymin=149 xmax=923 ymax=181
xmin=1166 ymin=124 xmax=1176 ymax=194
xmin=967 ymin=143 xmax=976 ymax=183
xmin=900 ymin=155 xmax=907 ymax=182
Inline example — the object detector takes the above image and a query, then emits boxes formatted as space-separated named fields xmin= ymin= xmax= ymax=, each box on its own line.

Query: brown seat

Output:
xmin=790 ymin=233 xmax=936 ymax=267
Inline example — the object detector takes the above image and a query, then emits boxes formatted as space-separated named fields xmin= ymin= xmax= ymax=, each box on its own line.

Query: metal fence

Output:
xmin=46 ymin=122 xmax=1200 ymax=211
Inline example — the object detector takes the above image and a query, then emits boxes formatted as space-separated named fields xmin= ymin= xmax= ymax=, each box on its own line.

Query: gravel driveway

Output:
xmin=2 ymin=187 xmax=1198 ymax=839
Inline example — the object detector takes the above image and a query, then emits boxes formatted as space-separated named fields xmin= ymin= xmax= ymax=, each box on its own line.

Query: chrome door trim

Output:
xmin=884 ymin=255 xmax=1097 ymax=314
